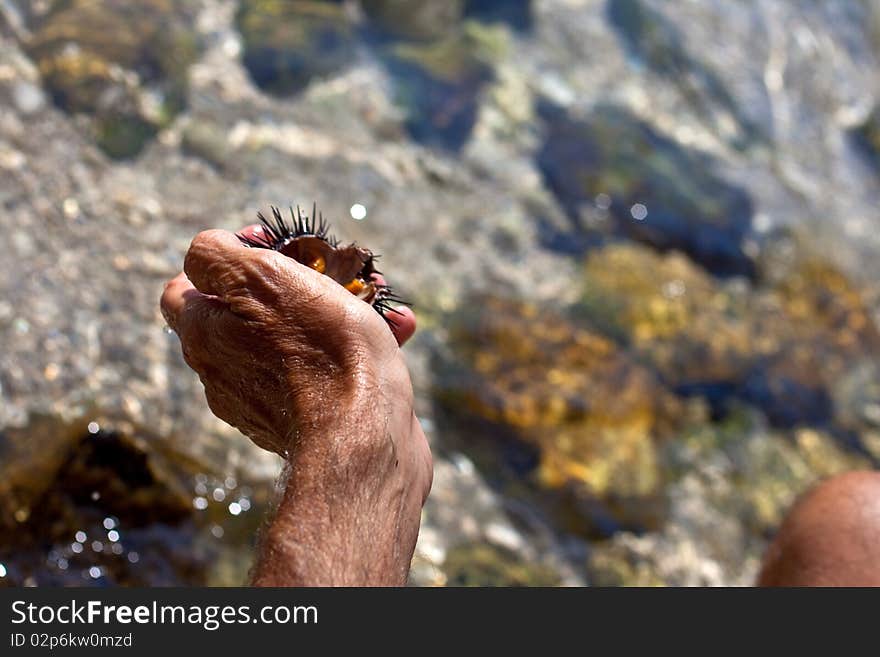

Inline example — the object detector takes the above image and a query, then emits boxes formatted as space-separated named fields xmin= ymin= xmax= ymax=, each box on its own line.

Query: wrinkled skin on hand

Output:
xmin=160 ymin=227 xmax=430 ymax=585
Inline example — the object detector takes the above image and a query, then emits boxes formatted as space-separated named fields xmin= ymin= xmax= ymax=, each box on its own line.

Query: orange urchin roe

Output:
xmin=345 ymin=279 xmax=366 ymax=295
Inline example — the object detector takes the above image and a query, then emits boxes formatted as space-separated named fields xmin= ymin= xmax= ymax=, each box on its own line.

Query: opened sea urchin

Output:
xmin=237 ymin=205 xmax=407 ymax=325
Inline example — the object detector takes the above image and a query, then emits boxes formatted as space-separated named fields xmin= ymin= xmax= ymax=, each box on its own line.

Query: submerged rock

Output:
xmin=236 ymin=0 xmax=357 ymax=96
xmin=383 ymin=21 xmax=506 ymax=151
xmin=578 ymin=240 xmax=880 ymax=430
xmin=464 ymin=0 xmax=533 ymax=32
xmin=536 ymin=104 xmax=755 ymax=277
xmin=443 ymin=542 xmax=561 ymax=586
xmin=849 ymin=108 xmax=880 ymax=172
xmin=20 ymin=0 xmax=199 ymax=158
xmin=436 ymin=294 xmax=683 ymax=518
xmin=606 ymin=0 xmax=764 ymax=149
xmin=362 ymin=0 xmax=464 ymax=42
xmin=0 ymin=416 xmax=268 ymax=586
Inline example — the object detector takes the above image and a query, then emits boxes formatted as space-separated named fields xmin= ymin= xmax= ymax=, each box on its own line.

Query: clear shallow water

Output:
xmin=1 ymin=0 xmax=879 ymax=586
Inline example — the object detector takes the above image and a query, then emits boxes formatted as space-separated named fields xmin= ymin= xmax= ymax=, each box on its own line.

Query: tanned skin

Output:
xmin=758 ymin=471 xmax=880 ymax=586
xmin=161 ymin=227 xmax=432 ymax=586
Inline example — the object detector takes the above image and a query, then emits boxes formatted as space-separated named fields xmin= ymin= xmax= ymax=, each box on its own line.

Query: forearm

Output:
xmin=252 ymin=459 xmax=408 ymax=587
xmin=251 ymin=367 xmax=426 ymax=586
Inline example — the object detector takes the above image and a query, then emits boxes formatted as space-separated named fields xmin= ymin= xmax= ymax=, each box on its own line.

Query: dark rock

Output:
xmin=850 ymin=107 xmax=880 ymax=172
xmin=0 ymin=416 xmax=267 ymax=586
xmin=361 ymin=0 xmax=464 ymax=42
xmin=382 ymin=22 xmax=504 ymax=151
xmin=464 ymin=0 xmax=533 ymax=32
xmin=237 ymin=0 xmax=357 ymax=96
xmin=537 ymin=103 xmax=756 ymax=278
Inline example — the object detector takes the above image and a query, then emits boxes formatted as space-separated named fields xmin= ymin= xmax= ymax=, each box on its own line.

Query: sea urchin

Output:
xmin=237 ymin=204 xmax=408 ymax=326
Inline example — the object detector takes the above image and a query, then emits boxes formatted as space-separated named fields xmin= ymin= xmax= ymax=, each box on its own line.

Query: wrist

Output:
xmin=252 ymin=353 xmax=419 ymax=586
xmin=282 ymin=349 xmax=413 ymax=459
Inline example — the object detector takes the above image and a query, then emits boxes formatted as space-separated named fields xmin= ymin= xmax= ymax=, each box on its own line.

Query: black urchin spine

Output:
xmin=238 ymin=203 xmax=337 ymax=250
xmin=373 ymin=285 xmax=410 ymax=327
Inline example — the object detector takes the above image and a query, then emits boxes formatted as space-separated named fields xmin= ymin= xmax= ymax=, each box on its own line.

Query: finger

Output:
xmin=237 ymin=223 xmax=265 ymax=243
xmin=184 ymin=229 xmax=249 ymax=299
xmin=388 ymin=305 xmax=416 ymax=346
xmin=160 ymin=272 xmax=197 ymax=332
xmin=160 ymin=271 xmax=228 ymax=368
xmin=371 ymin=274 xmax=416 ymax=346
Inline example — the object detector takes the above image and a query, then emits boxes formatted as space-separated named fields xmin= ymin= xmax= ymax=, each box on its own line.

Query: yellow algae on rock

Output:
xmin=580 ymin=241 xmax=880 ymax=428
xmin=442 ymin=294 xmax=682 ymax=499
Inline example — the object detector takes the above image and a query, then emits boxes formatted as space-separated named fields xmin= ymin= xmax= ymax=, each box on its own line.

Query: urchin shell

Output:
xmin=237 ymin=204 xmax=408 ymax=325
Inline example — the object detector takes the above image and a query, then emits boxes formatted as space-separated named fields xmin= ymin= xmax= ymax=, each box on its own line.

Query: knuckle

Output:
xmin=185 ymin=232 xmax=213 ymax=267
xmin=213 ymin=260 xmax=249 ymax=292
xmin=189 ymin=229 xmax=227 ymax=254
xmin=185 ymin=230 xmax=233 ymax=277
xmin=250 ymin=250 xmax=294 ymax=290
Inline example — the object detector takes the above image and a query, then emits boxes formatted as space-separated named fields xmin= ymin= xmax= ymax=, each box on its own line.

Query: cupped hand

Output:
xmin=160 ymin=227 xmax=416 ymax=456
xmin=160 ymin=226 xmax=432 ymax=585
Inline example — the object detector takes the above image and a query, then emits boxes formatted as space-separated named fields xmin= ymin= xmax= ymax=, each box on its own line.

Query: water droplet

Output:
xmin=103 ymin=517 xmax=116 ymax=530
xmin=238 ymin=498 xmax=251 ymax=512
xmin=0 ymin=563 xmax=6 ymax=577
xmin=107 ymin=530 xmax=120 ymax=542
xmin=127 ymin=551 xmax=139 ymax=564
xmin=222 ymin=36 xmax=241 ymax=58
xmin=630 ymin=203 xmax=648 ymax=221
xmin=75 ymin=531 xmax=87 ymax=543
xmin=88 ymin=566 xmax=102 ymax=579
xmin=87 ymin=422 xmax=100 ymax=435
xmin=225 ymin=476 xmax=237 ymax=490
xmin=595 ymin=193 xmax=612 ymax=210
xmin=63 ymin=197 xmax=80 ymax=219
xmin=70 ymin=543 xmax=83 ymax=554
xmin=228 ymin=502 xmax=242 ymax=516
xmin=193 ymin=496 xmax=208 ymax=510
xmin=91 ymin=540 xmax=103 ymax=553
xmin=212 ymin=487 xmax=226 ymax=502
xmin=350 ymin=203 xmax=367 ymax=221
xmin=211 ymin=525 xmax=224 ymax=538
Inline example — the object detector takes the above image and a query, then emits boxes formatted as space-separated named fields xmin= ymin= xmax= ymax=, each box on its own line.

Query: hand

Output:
xmin=160 ymin=227 xmax=431 ymax=586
